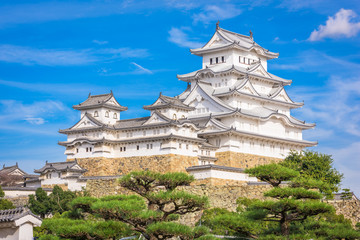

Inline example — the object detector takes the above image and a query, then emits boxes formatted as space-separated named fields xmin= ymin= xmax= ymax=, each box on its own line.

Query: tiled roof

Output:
xmin=177 ymin=64 xmax=290 ymax=84
xmin=0 ymin=164 xmax=27 ymax=176
xmin=73 ymin=92 xmax=127 ymax=111
xmin=190 ymin=27 xmax=278 ymax=59
xmin=144 ymin=93 xmax=194 ymax=111
xmin=34 ymin=160 xmax=86 ymax=174
xmin=0 ymin=207 xmax=41 ymax=222
xmin=186 ymin=164 xmax=245 ymax=173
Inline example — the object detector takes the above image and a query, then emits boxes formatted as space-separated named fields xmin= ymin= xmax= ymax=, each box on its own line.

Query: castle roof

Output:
xmin=0 ymin=207 xmax=42 ymax=224
xmin=143 ymin=93 xmax=195 ymax=111
xmin=0 ymin=164 xmax=27 ymax=176
xmin=199 ymin=128 xmax=317 ymax=147
xmin=177 ymin=64 xmax=291 ymax=84
xmin=34 ymin=160 xmax=86 ymax=174
xmin=73 ymin=92 xmax=128 ymax=111
xmin=190 ymin=26 xmax=278 ymax=59
xmin=58 ymin=133 xmax=206 ymax=147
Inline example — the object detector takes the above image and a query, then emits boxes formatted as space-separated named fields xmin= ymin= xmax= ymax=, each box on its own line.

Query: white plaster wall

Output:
xmin=18 ymin=222 xmax=33 ymax=240
xmin=81 ymin=107 xmax=120 ymax=125
xmin=25 ymin=181 xmax=41 ymax=188
xmin=0 ymin=226 xmax=19 ymax=240
xmin=202 ymin=50 xmax=232 ymax=69
xmin=189 ymin=168 xmax=258 ymax=182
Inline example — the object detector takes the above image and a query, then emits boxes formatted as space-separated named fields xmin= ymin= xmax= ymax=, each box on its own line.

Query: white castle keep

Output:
xmin=59 ymin=25 xmax=316 ymax=174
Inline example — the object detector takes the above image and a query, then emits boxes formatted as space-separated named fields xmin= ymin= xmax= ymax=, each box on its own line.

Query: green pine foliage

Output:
xmin=39 ymin=171 xmax=210 ymax=240
xmin=0 ymin=185 xmax=15 ymax=210
xmin=202 ymin=153 xmax=358 ymax=239
xmin=281 ymin=151 xmax=343 ymax=194
xmin=28 ymin=186 xmax=77 ymax=218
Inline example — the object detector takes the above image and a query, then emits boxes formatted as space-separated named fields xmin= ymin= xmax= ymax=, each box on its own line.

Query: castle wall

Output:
xmin=215 ymin=151 xmax=282 ymax=168
xmin=69 ymin=154 xmax=199 ymax=176
xmin=69 ymin=152 xmax=282 ymax=176
xmin=85 ymin=178 xmax=360 ymax=226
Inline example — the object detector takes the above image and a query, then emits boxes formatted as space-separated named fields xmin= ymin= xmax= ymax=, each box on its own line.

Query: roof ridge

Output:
xmin=117 ymin=116 xmax=150 ymax=122
xmin=219 ymin=27 xmax=252 ymax=40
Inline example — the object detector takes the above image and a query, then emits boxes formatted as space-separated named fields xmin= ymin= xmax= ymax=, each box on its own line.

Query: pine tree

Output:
xmin=40 ymin=171 xmax=213 ymax=240
xmin=244 ymin=163 xmax=334 ymax=236
xmin=0 ymin=185 xmax=15 ymax=210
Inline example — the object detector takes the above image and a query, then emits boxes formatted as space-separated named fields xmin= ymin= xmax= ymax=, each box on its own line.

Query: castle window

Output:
xmin=222 ymin=56 xmax=225 ymax=62
xmin=186 ymin=144 xmax=189 ymax=150
xmin=113 ymin=113 xmax=118 ymax=119
xmin=124 ymin=147 xmax=126 ymax=151
xmin=248 ymin=59 xmax=251 ymax=64
xmin=89 ymin=147 xmax=92 ymax=152
xmin=76 ymin=148 xmax=79 ymax=153
xmin=105 ymin=111 xmax=109 ymax=118
xmin=210 ymin=58 xmax=213 ymax=65
xmin=239 ymin=56 xmax=241 ymax=63
xmin=86 ymin=147 xmax=88 ymax=152
xmin=137 ymin=145 xmax=139 ymax=150
xmin=243 ymin=57 xmax=246 ymax=63
xmin=58 ymin=173 xmax=61 ymax=178
xmin=120 ymin=147 xmax=123 ymax=152
xmin=179 ymin=143 xmax=182 ymax=149
xmin=181 ymin=115 xmax=185 ymax=119
xmin=173 ymin=114 xmax=177 ymax=120
xmin=216 ymin=57 xmax=218 ymax=64
xmin=94 ymin=111 xmax=99 ymax=117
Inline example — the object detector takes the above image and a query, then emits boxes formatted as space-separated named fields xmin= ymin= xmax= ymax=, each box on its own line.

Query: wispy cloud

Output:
xmin=131 ymin=62 xmax=153 ymax=74
xmin=0 ymin=45 xmax=96 ymax=66
xmin=193 ymin=4 xmax=242 ymax=24
xmin=309 ymin=8 xmax=360 ymax=41
xmin=0 ymin=79 xmax=107 ymax=95
xmin=92 ymin=40 xmax=109 ymax=45
xmin=271 ymin=49 xmax=360 ymax=75
xmin=0 ymin=45 xmax=149 ymax=66
xmin=168 ymin=27 xmax=203 ymax=48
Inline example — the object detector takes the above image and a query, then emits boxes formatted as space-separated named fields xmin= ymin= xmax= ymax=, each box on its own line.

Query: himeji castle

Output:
xmin=58 ymin=24 xmax=316 ymax=179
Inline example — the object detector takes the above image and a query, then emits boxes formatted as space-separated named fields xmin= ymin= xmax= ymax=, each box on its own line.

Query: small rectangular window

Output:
xmin=243 ymin=57 xmax=246 ymax=63
xmin=210 ymin=58 xmax=213 ymax=64
xmin=248 ymin=59 xmax=251 ymax=64
xmin=216 ymin=57 xmax=218 ymax=64
xmin=239 ymin=56 xmax=241 ymax=62
xmin=137 ymin=145 xmax=140 ymax=150
xmin=222 ymin=56 xmax=224 ymax=62
xmin=124 ymin=147 xmax=126 ymax=151
xmin=179 ymin=143 xmax=182 ymax=149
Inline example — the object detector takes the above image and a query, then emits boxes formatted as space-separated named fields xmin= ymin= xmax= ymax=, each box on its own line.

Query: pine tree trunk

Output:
xmin=280 ymin=219 xmax=290 ymax=236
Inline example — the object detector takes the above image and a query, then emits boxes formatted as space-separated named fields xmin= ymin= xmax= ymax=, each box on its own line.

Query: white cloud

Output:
xmin=309 ymin=8 xmax=360 ymax=41
xmin=271 ymin=49 xmax=360 ymax=75
xmin=0 ymin=45 xmax=149 ymax=66
xmin=131 ymin=62 xmax=153 ymax=74
xmin=0 ymin=100 xmax=66 ymax=121
xmin=24 ymin=117 xmax=46 ymax=125
xmin=0 ymin=45 xmax=96 ymax=66
xmin=319 ymin=142 xmax=360 ymax=196
xmin=92 ymin=40 xmax=109 ymax=45
xmin=168 ymin=27 xmax=203 ymax=48
xmin=193 ymin=4 xmax=242 ymax=24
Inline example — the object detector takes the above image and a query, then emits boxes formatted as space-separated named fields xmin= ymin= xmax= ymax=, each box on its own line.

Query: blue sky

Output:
xmin=0 ymin=0 xmax=359 ymax=195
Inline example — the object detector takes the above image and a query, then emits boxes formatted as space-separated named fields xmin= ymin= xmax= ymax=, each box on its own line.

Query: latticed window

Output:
xmin=94 ymin=111 xmax=99 ymax=117
xmin=113 ymin=113 xmax=117 ymax=119
xmin=105 ymin=111 xmax=109 ymax=118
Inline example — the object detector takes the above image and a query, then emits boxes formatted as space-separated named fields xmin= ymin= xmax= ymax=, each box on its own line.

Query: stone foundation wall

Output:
xmin=215 ymin=152 xmax=282 ymax=168
xmin=325 ymin=199 xmax=360 ymax=225
xmin=69 ymin=154 xmax=198 ymax=176
xmin=86 ymin=179 xmax=360 ymax=225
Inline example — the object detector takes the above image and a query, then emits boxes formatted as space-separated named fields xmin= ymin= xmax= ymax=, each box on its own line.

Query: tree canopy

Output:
xmin=39 ymin=171 xmax=213 ymax=240
xmin=0 ymin=185 xmax=15 ymax=210
xmin=281 ymin=150 xmax=343 ymax=194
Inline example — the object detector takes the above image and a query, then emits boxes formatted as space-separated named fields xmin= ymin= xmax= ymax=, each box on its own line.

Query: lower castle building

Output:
xmin=59 ymin=25 xmax=316 ymax=179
